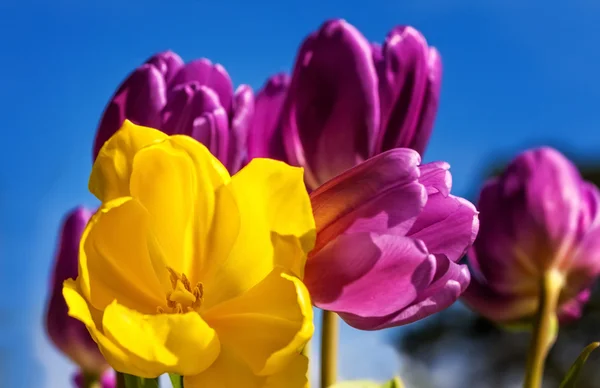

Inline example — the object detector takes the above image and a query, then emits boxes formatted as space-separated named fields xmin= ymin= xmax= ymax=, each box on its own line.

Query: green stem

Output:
xmin=321 ymin=310 xmax=338 ymax=388
xmin=116 ymin=372 xmax=127 ymax=388
xmin=81 ymin=372 xmax=100 ymax=388
xmin=523 ymin=270 xmax=562 ymax=388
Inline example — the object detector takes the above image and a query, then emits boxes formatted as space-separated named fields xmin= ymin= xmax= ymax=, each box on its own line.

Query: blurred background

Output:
xmin=1 ymin=0 xmax=600 ymax=387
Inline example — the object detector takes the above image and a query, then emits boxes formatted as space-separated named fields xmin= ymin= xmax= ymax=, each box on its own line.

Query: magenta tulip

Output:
xmin=463 ymin=147 xmax=600 ymax=324
xmin=93 ymin=51 xmax=254 ymax=173
xmin=305 ymin=149 xmax=478 ymax=329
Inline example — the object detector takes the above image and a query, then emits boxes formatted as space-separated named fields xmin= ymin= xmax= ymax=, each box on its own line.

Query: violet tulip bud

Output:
xmin=73 ymin=370 xmax=115 ymax=388
xmin=305 ymin=149 xmax=478 ymax=330
xmin=251 ymin=19 xmax=441 ymax=190
xmin=463 ymin=147 xmax=600 ymax=324
xmin=93 ymin=51 xmax=254 ymax=173
xmin=45 ymin=207 xmax=108 ymax=374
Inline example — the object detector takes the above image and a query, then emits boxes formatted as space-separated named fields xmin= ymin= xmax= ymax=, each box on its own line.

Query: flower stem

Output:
xmin=321 ymin=310 xmax=338 ymax=387
xmin=523 ymin=270 xmax=562 ymax=388
xmin=116 ymin=372 xmax=127 ymax=388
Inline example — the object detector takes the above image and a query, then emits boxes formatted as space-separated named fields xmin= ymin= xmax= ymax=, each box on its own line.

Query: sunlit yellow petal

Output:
xmin=102 ymin=302 xmax=220 ymax=376
xmin=203 ymin=270 xmax=313 ymax=376
xmin=130 ymin=136 xmax=229 ymax=277
xmin=184 ymin=348 xmax=308 ymax=388
xmin=201 ymin=159 xmax=315 ymax=306
xmin=262 ymin=354 xmax=309 ymax=388
xmin=78 ymin=197 xmax=168 ymax=313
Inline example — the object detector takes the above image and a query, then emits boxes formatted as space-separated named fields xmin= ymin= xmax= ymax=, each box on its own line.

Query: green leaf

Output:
xmin=559 ymin=342 xmax=600 ymax=388
xmin=168 ymin=373 xmax=183 ymax=388
xmin=331 ymin=377 xmax=404 ymax=388
xmin=122 ymin=374 xmax=160 ymax=388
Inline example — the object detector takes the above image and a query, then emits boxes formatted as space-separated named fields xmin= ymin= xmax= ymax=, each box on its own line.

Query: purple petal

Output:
xmin=168 ymin=58 xmax=234 ymax=112
xmin=577 ymin=182 xmax=600 ymax=237
xmin=310 ymin=149 xmax=425 ymax=252
xmin=418 ymin=161 xmax=451 ymax=196
xmin=408 ymin=47 xmax=442 ymax=155
xmin=46 ymin=208 xmax=106 ymax=373
xmin=282 ymin=19 xmax=380 ymax=189
xmin=247 ymin=73 xmax=290 ymax=162
xmin=565 ymin=226 xmax=600 ymax=289
xmin=408 ymin=193 xmax=479 ymax=262
xmin=162 ymin=83 xmax=229 ymax=162
xmin=93 ymin=65 xmax=166 ymax=159
xmin=227 ymin=85 xmax=254 ymax=173
xmin=558 ymin=288 xmax=591 ymax=324
xmin=144 ymin=50 xmax=184 ymax=84
xmin=376 ymin=26 xmax=431 ymax=153
xmin=305 ymin=233 xmax=436 ymax=324
xmin=337 ymin=252 xmax=470 ymax=330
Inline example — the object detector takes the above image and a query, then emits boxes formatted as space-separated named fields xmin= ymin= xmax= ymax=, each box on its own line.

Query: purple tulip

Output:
xmin=73 ymin=370 xmax=115 ymax=388
xmin=45 ymin=208 xmax=108 ymax=374
xmin=93 ymin=51 xmax=254 ymax=173
xmin=463 ymin=147 xmax=600 ymax=324
xmin=250 ymin=19 xmax=441 ymax=190
xmin=305 ymin=149 xmax=478 ymax=330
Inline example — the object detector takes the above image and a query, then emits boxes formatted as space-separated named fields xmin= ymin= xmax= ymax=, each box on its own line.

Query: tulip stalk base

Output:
xmin=321 ymin=310 xmax=338 ymax=388
xmin=523 ymin=271 xmax=562 ymax=388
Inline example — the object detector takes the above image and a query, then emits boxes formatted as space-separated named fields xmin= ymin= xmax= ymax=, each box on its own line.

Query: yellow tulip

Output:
xmin=63 ymin=120 xmax=315 ymax=387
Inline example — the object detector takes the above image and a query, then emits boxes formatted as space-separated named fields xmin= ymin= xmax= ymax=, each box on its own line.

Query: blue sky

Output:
xmin=1 ymin=0 xmax=599 ymax=387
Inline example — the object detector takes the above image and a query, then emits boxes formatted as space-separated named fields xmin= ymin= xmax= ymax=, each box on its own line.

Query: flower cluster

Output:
xmin=43 ymin=17 xmax=600 ymax=388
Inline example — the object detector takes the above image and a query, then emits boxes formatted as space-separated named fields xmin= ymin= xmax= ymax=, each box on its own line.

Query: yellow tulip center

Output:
xmin=157 ymin=267 xmax=204 ymax=314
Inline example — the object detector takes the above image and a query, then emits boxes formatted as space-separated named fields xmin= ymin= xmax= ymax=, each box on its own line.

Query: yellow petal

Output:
xmin=79 ymin=197 xmax=168 ymax=313
xmin=63 ymin=279 xmax=152 ymax=377
xmin=184 ymin=348 xmax=308 ymax=388
xmin=129 ymin=136 xmax=229 ymax=277
xmin=201 ymin=158 xmax=315 ymax=307
xmin=90 ymin=120 xmax=167 ymax=202
xmin=102 ymin=302 xmax=220 ymax=376
xmin=203 ymin=270 xmax=313 ymax=376
xmin=262 ymin=354 xmax=309 ymax=388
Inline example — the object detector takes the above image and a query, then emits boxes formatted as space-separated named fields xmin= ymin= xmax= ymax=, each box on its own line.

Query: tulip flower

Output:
xmin=73 ymin=370 xmax=115 ymax=388
xmin=304 ymin=148 xmax=479 ymax=330
xmin=463 ymin=147 xmax=600 ymax=325
xmin=45 ymin=207 xmax=108 ymax=376
xmin=249 ymin=19 xmax=441 ymax=190
xmin=93 ymin=51 xmax=253 ymax=173
xmin=64 ymin=120 xmax=314 ymax=387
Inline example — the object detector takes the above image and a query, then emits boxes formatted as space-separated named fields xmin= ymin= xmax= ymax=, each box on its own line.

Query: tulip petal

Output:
xmin=90 ymin=120 xmax=168 ymax=202
xmin=79 ymin=197 xmax=168 ymax=313
xmin=247 ymin=74 xmax=290 ymax=162
xmin=203 ymin=270 xmax=312 ymax=375
xmin=46 ymin=208 xmax=105 ymax=373
xmin=282 ymin=19 xmax=380 ymax=189
xmin=310 ymin=149 xmax=425 ymax=252
xmin=407 ymin=193 xmax=479 ymax=262
xmin=168 ymin=58 xmax=234 ymax=112
xmin=558 ymin=288 xmax=591 ymax=324
xmin=145 ymin=51 xmax=184 ymax=84
xmin=200 ymin=159 xmax=315 ymax=307
xmin=418 ymin=161 xmax=451 ymax=196
xmin=376 ymin=26 xmax=430 ymax=153
xmin=408 ymin=47 xmax=442 ymax=155
xmin=93 ymin=66 xmax=167 ymax=160
xmin=102 ymin=302 xmax=220 ymax=376
xmin=341 ymin=254 xmax=470 ymax=329
xmin=227 ymin=85 xmax=254 ymax=173
xmin=305 ymin=233 xmax=437 ymax=326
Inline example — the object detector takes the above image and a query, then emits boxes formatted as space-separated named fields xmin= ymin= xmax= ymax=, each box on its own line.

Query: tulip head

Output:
xmin=251 ymin=19 xmax=441 ymax=190
xmin=45 ymin=207 xmax=108 ymax=374
xmin=463 ymin=147 xmax=600 ymax=324
xmin=73 ymin=370 xmax=115 ymax=388
xmin=93 ymin=51 xmax=254 ymax=173
xmin=305 ymin=149 xmax=478 ymax=330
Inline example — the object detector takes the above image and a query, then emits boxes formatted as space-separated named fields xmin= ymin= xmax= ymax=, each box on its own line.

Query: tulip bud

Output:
xmin=305 ymin=149 xmax=478 ymax=330
xmin=45 ymin=207 xmax=107 ymax=374
xmin=251 ymin=19 xmax=441 ymax=190
xmin=93 ymin=51 xmax=254 ymax=173
xmin=463 ymin=147 xmax=600 ymax=324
